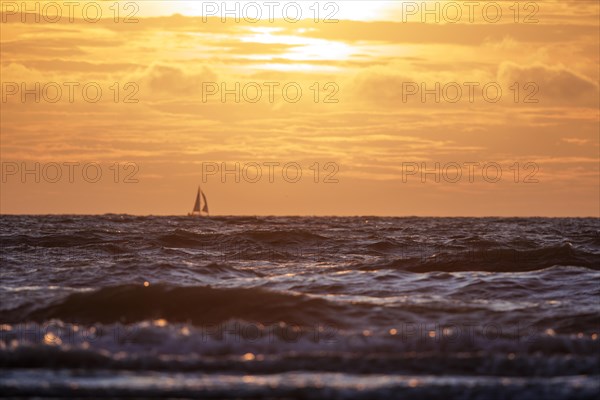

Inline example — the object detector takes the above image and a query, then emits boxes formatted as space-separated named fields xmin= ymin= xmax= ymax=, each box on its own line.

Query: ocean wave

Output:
xmin=2 ymin=284 xmax=348 ymax=327
xmin=364 ymin=244 xmax=600 ymax=272
xmin=2 ymin=370 xmax=598 ymax=400
xmin=1 ymin=320 xmax=598 ymax=376
xmin=0 ymin=232 xmax=108 ymax=248
xmin=155 ymin=229 xmax=327 ymax=249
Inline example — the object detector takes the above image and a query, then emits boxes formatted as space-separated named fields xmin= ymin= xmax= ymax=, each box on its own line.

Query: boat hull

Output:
xmin=187 ymin=213 xmax=209 ymax=217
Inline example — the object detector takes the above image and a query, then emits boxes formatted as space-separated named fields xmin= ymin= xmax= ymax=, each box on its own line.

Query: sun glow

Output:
xmin=240 ymin=27 xmax=354 ymax=64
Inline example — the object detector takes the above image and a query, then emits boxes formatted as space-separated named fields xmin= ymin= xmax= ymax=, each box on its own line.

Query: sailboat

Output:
xmin=188 ymin=186 xmax=209 ymax=217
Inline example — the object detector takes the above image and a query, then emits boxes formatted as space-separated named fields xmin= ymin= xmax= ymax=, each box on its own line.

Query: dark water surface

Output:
xmin=1 ymin=215 xmax=599 ymax=399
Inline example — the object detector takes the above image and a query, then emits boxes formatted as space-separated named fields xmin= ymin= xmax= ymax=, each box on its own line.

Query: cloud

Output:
xmin=349 ymin=65 xmax=494 ymax=107
xmin=294 ymin=21 xmax=599 ymax=45
xmin=136 ymin=63 xmax=218 ymax=98
xmin=497 ymin=62 xmax=599 ymax=106
xmin=561 ymin=138 xmax=590 ymax=145
xmin=21 ymin=59 xmax=139 ymax=73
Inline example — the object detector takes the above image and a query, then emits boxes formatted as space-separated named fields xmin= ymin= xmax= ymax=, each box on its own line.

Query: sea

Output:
xmin=0 ymin=215 xmax=599 ymax=399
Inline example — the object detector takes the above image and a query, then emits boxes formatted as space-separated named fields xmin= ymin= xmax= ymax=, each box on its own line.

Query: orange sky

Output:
xmin=1 ymin=0 xmax=598 ymax=216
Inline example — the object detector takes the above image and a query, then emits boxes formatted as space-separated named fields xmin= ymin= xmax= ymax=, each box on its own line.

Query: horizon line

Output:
xmin=1 ymin=213 xmax=598 ymax=219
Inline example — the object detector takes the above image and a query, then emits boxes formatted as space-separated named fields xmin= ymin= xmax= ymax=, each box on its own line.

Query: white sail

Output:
xmin=190 ymin=186 xmax=209 ymax=217
xmin=193 ymin=188 xmax=201 ymax=212
xmin=201 ymin=190 xmax=209 ymax=214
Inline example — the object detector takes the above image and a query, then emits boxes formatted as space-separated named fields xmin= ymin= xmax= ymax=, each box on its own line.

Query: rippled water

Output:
xmin=1 ymin=215 xmax=599 ymax=399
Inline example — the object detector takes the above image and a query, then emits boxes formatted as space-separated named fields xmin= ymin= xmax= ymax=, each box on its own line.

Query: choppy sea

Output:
xmin=1 ymin=215 xmax=599 ymax=399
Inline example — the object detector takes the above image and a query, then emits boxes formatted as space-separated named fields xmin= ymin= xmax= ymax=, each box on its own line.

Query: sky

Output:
xmin=0 ymin=0 xmax=598 ymax=216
